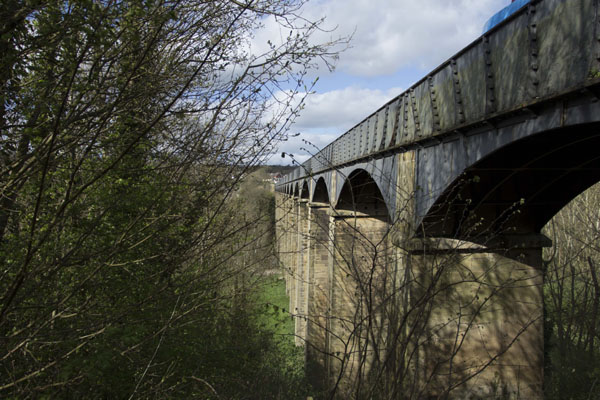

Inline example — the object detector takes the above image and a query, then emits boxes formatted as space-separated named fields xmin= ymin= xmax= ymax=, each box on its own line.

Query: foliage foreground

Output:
xmin=0 ymin=0 xmax=339 ymax=397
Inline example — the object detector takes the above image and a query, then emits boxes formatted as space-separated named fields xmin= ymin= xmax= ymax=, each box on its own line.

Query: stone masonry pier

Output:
xmin=275 ymin=0 xmax=600 ymax=397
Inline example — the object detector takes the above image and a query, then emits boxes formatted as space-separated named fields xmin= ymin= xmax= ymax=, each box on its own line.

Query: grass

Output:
xmin=256 ymin=274 xmax=296 ymax=341
xmin=255 ymin=273 xmax=308 ymax=374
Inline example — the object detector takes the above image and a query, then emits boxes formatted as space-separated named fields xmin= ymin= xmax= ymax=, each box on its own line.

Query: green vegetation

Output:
xmin=254 ymin=276 xmax=311 ymax=397
xmin=0 ymin=0 xmax=340 ymax=397
xmin=544 ymin=182 xmax=600 ymax=400
xmin=3 ymin=0 xmax=600 ymax=397
xmin=263 ymin=165 xmax=298 ymax=175
xmin=257 ymin=277 xmax=296 ymax=337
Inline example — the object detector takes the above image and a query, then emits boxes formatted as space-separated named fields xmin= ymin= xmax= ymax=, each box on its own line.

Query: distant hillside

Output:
xmin=262 ymin=165 xmax=296 ymax=175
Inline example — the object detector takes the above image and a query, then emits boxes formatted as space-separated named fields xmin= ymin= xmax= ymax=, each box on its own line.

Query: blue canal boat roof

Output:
xmin=483 ymin=0 xmax=531 ymax=33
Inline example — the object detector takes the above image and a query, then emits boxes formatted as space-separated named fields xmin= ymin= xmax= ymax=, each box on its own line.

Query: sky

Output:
xmin=261 ymin=0 xmax=513 ymax=165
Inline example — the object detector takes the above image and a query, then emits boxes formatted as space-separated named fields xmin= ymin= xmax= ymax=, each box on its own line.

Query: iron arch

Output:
xmin=421 ymin=122 xmax=600 ymax=239
xmin=311 ymin=177 xmax=330 ymax=204
xmin=336 ymin=169 xmax=389 ymax=218
xmin=300 ymin=180 xmax=309 ymax=199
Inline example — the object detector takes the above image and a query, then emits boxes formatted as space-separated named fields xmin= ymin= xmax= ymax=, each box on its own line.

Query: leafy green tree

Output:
xmin=0 ymin=0 xmax=341 ymax=397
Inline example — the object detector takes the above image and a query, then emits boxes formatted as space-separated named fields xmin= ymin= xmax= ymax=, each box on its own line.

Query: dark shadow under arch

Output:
xmin=312 ymin=177 xmax=329 ymax=204
xmin=336 ymin=169 xmax=389 ymax=219
xmin=422 ymin=122 xmax=600 ymax=239
xmin=301 ymin=180 xmax=309 ymax=199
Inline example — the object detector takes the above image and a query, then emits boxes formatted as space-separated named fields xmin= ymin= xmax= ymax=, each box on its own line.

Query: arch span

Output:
xmin=300 ymin=180 xmax=309 ymax=199
xmin=311 ymin=177 xmax=329 ymax=204
xmin=336 ymin=169 xmax=389 ymax=218
xmin=422 ymin=122 xmax=600 ymax=239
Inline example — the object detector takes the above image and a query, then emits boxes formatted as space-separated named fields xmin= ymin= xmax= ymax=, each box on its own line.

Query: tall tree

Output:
xmin=0 ymin=0 xmax=341 ymax=396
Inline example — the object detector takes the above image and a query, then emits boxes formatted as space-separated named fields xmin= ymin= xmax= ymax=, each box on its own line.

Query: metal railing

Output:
xmin=278 ymin=0 xmax=599 ymax=188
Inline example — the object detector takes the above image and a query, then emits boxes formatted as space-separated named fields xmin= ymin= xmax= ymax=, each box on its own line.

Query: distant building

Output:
xmin=271 ymin=173 xmax=283 ymax=183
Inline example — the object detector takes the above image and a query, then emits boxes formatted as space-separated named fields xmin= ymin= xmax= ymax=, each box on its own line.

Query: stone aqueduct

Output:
xmin=275 ymin=0 xmax=600 ymax=397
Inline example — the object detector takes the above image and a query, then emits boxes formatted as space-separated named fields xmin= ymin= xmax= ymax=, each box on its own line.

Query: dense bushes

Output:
xmin=0 ymin=0 xmax=336 ymax=396
xmin=544 ymin=183 xmax=600 ymax=399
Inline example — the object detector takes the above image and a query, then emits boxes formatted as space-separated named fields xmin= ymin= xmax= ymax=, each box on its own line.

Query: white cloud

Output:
xmin=294 ymin=86 xmax=401 ymax=132
xmin=300 ymin=0 xmax=506 ymax=76
xmin=249 ymin=1 xmax=508 ymax=79
xmin=265 ymin=85 xmax=400 ymax=163
xmin=262 ymin=0 xmax=513 ymax=164
xmin=267 ymin=84 xmax=400 ymax=133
